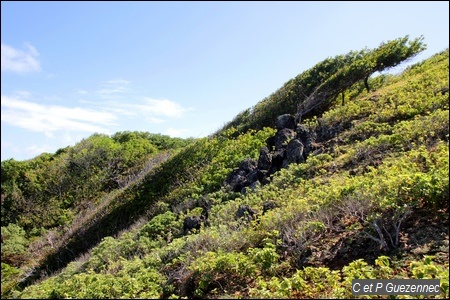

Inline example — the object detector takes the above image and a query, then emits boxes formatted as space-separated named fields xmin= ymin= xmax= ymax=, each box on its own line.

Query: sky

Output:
xmin=1 ymin=1 xmax=449 ymax=161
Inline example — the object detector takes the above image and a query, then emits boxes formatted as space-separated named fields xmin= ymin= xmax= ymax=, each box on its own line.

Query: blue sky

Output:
xmin=1 ymin=1 xmax=449 ymax=161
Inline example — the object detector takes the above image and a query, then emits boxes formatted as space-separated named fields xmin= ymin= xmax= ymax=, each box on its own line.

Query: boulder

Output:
xmin=296 ymin=124 xmax=311 ymax=144
xmin=224 ymin=169 xmax=248 ymax=192
xmin=283 ymin=139 xmax=305 ymax=167
xmin=183 ymin=216 xmax=203 ymax=234
xmin=239 ymin=158 xmax=257 ymax=173
xmin=236 ymin=205 xmax=256 ymax=221
xmin=259 ymin=170 xmax=271 ymax=185
xmin=275 ymin=128 xmax=296 ymax=150
xmin=266 ymin=135 xmax=276 ymax=151
xmin=270 ymin=149 xmax=286 ymax=173
xmin=276 ymin=114 xmax=297 ymax=130
xmin=247 ymin=169 xmax=265 ymax=184
xmin=257 ymin=146 xmax=272 ymax=170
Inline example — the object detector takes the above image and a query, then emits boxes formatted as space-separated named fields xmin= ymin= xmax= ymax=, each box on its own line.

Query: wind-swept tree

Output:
xmin=297 ymin=35 xmax=426 ymax=120
xmin=219 ymin=35 xmax=426 ymax=134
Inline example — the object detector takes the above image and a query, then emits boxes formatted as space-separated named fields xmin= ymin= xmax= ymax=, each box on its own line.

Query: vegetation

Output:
xmin=1 ymin=36 xmax=448 ymax=299
xmin=218 ymin=35 xmax=426 ymax=135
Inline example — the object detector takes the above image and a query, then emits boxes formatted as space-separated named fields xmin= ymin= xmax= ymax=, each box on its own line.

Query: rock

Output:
xmin=231 ymin=174 xmax=248 ymax=192
xmin=258 ymin=146 xmax=272 ymax=170
xmin=260 ymin=170 xmax=271 ymax=185
xmin=296 ymin=125 xmax=317 ymax=159
xmin=270 ymin=149 xmax=286 ymax=173
xmin=239 ymin=158 xmax=257 ymax=173
xmin=224 ymin=169 xmax=248 ymax=192
xmin=296 ymin=124 xmax=310 ymax=143
xmin=183 ymin=216 xmax=204 ymax=234
xmin=303 ymin=137 xmax=315 ymax=158
xmin=275 ymin=128 xmax=296 ymax=150
xmin=283 ymin=139 xmax=305 ymax=167
xmin=276 ymin=114 xmax=296 ymax=130
xmin=247 ymin=169 xmax=263 ymax=184
xmin=236 ymin=205 xmax=256 ymax=221
xmin=262 ymin=201 xmax=277 ymax=214
xmin=266 ymin=135 xmax=276 ymax=151
xmin=250 ymin=180 xmax=261 ymax=190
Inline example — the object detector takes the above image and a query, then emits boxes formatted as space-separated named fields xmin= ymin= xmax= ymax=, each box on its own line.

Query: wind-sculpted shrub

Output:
xmin=298 ymin=36 xmax=426 ymax=120
xmin=219 ymin=36 xmax=425 ymax=135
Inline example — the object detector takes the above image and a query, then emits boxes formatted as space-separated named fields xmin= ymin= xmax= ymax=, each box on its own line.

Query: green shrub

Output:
xmin=1 ymin=224 xmax=29 ymax=266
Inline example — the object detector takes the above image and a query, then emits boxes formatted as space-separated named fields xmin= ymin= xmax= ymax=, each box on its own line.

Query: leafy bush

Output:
xmin=188 ymin=250 xmax=257 ymax=297
xmin=1 ymin=224 xmax=29 ymax=266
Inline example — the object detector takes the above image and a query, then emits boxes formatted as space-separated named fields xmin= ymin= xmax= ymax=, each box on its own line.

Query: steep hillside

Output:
xmin=1 ymin=36 xmax=448 ymax=299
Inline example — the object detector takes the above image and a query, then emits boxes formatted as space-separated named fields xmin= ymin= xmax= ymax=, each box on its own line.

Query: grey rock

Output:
xmin=284 ymin=139 xmax=305 ymax=167
xmin=275 ymin=128 xmax=296 ymax=150
xmin=276 ymin=114 xmax=296 ymax=130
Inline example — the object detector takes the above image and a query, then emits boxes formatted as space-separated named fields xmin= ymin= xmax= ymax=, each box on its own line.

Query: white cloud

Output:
xmin=1 ymin=94 xmax=117 ymax=136
xmin=85 ymin=96 xmax=189 ymax=121
xmin=75 ymin=89 xmax=89 ymax=95
xmin=97 ymin=79 xmax=130 ymax=98
xmin=165 ymin=127 xmax=189 ymax=137
xmin=146 ymin=117 xmax=165 ymax=124
xmin=1 ymin=42 xmax=41 ymax=73
xmin=26 ymin=144 xmax=55 ymax=157
xmin=140 ymin=98 xmax=187 ymax=118
xmin=78 ymin=80 xmax=190 ymax=121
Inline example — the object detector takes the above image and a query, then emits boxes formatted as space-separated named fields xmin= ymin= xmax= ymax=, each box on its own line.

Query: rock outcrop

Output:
xmin=224 ymin=113 xmax=317 ymax=193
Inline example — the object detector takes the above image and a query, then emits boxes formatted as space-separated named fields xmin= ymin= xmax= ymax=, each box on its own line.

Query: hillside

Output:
xmin=1 ymin=36 xmax=449 ymax=299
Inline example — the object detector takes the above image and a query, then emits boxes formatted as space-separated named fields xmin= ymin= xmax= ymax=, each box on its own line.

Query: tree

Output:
xmin=297 ymin=35 xmax=426 ymax=120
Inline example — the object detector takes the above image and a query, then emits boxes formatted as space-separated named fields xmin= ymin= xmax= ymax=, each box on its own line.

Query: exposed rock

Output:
xmin=297 ymin=124 xmax=315 ymax=143
xmin=276 ymin=114 xmax=296 ymax=130
xmin=257 ymin=146 xmax=272 ymax=171
xmin=247 ymin=169 xmax=265 ymax=184
xmin=262 ymin=201 xmax=277 ymax=214
xmin=275 ymin=128 xmax=296 ymax=150
xmin=183 ymin=216 xmax=205 ymax=234
xmin=260 ymin=170 xmax=271 ymax=185
xmin=224 ymin=113 xmax=318 ymax=195
xmin=231 ymin=175 xmax=247 ymax=192
xmin=224 ymin=169 xmax=248 ymax=192
xmin=239 ymin=158 xmax=257 ymax=173
xmin=266 ymin=135 xmax=276 ymax=151
xmin=270 ymin=149 xmax=286 ymax=173
xmin=236 ymin=205 xmax=256 ymax=221
xmin=250 ymin=180 xmax=261 ymax=190
xmin=283 ymin=139 xmax=305 ymax=167
xmin=303 ymin=137 xmax=315 ymax=158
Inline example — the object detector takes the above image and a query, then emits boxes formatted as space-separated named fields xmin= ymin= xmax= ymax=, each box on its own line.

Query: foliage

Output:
xmin=1 ymin=132 xmax=194 ymax=232
xmin=218 ymin=35 xmax=425 ymax=135
xmin=20 ymin=258 xmax=165 ymax=299
xmin=188 ymin=250 xmax=257 ymax=297
xmin=249 ymin=256 xmax=449 ymax=299
xmin=1 ymin=224 xmax=29 ymax=266
xmin=1 ymin=263 xmax=23 ymax=298
xmin=2 ymin=43 xmax=448 ymax=299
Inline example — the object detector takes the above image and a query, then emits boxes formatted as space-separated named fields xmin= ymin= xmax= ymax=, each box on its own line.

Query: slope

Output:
xmin=1 ymin=37 xmax=448 ymax=299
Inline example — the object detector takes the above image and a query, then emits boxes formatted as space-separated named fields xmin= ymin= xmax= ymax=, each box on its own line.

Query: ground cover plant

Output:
xmin=1 ymin=36 xmax=448 ymax=299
